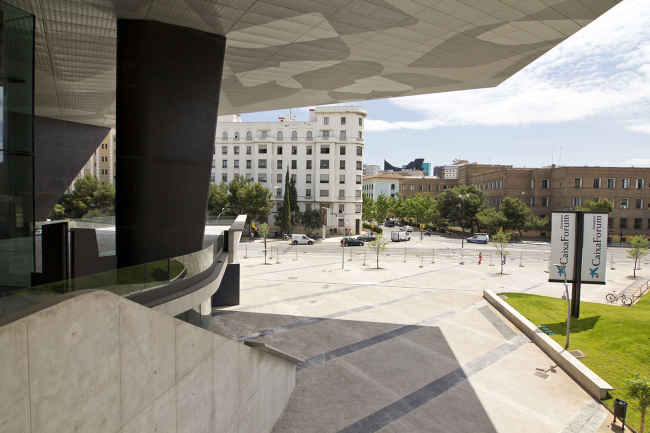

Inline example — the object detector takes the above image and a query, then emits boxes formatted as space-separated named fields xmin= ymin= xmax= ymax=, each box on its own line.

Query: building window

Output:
xmin=620 ymin=218 xmax=628 ymax=229
xmin=292 ymin=160 xmax=298 ymax=169
xmin=435 ymin=185 xmax=440 ymax=192
xmin=356 ymin=175 xmax=361 ymax=185
xmin=246 ymin=173 xmax=251 ymax=181
xmin=574 ymin=178 xmax=582 ymax=188
xmin=358 ymin=131 xmax=362 ymax=139
xmin=359 ymin=118 xmax=363 ymax=126
xmin=427 ymin=185 xmax=431 ymax=191
xmin=306 ymin=189 xmax=311 ymax=197
xmin=593 ymin=178 xmax=601 ymax=188
xmin=306 ymin=160 xmax=312 ymax=169
xmin=338 ymin=218 xmax=344 ymax=227
xmin=212 ymin=160 xmax=216 ymax=168
xmin=222 ymin=132 xmax=227 ymax=140
xmin=307 ymin=131 xmax=312 ymax=141
xmin=277 ymin=146 xmax=282 ymax=155
xmin=340 ymin=161 xmax=345 ymax=170
xmin=321 ymin=145 xmax=330 ymax=154
xmin=320 ymin=174 xmax=329 ymax=183
xmin=340 ymin=130 xmax=346 ymax=140
xmin=323 ymin=117 xmax=329 ymax=125
xmin=246 ymin=131 xmax=252 ymax=140
xmin=323 ymin=130 xmax=329 ymax=139
xmin=277 ymin=174 xmax=282 ymax=183
xmin=339 ymin=175 xmax=345 ymax=184
xmin=258 ymin=159 xmax=267 ymax=168
xmin=541 ymin=197 xmax=548 ymax=206
xmin=622 ymin=178 xmax=630 ymax=188
xmin=341 ymin=117 xmax=346 ymax=125
xmin=277 ymin=131 xmax=283 ymax=141
xmin=258 ymin=173 xmax=267 ymax=182
xmin=356 ymin=161 xmax=362 ymax=170
xmin=636 ymin=179 xmax=644 ymax=189
xmin=291 ymin=174 xmax=296 ymax=181
xmin=222 ymin=146 xmax=227 ymax=155
xmin=234 ymin=146 xmax=239 ymax=155
xmin=530 ymin=197 xmax=534 ymax=206
xmin=356 ymin=146 xmax=362 ymax=156
xmin=607 ymin=178 xmax=615 ymax=188
xmin=246 ymin=146 xmax=252 ymax=155
xmin=291 ymin=146 xmax=297 ymax=155
xmin=409 ymin=185 xmax=415 ymax=191
xmin=222 ymin=160 xmax=227 ymax=168
xmin=356 ymin=190 xmax=362 ymax=197
xmin=211 ymin=174 xmax=215 ymax=182
xmin=260 ymin=130 xmax=267 ymax=139
xmin=634 ymin=218 xmax=642 ymax=229
xmin=306 ymin=174 xmax=311 ymax=184
xmin=307 ymin=145 xmax=312 ymax=154
xmin=621 ymin=198 xmax=629 ymax=209
xmin=339 ymin=190 xmax=345 ymax=198
xmin=340 ymin=146 xmax=346 ymax=155
xmin=320 ymin=190 xmax=329 ymax=197
xmin=593 ymin=197 xmax=600 ymax=202
xmin=531 ymin=179 xmax=535 ymax=189
xmin=418 ymin=185 xmax=423 ymax=191
xmin=636 ymin=198 xmax=643 ymax=209
xmin=277 ymin=160 xmax=282 ymax=169
xmin=234 ymin=132 xmax=239 ymax=140
xmin=277 ymin=188 xmax=282 ymax=197
xmin=355 ymin=204 xmax=361 ymax=213
xmin=234 ymin=160 xmax=239 ymax=168
xmin=541 ymin=179 xmax=549 ymax=188
xmin=573 ymin=197 xmax=581 ymax=207
xmin=320 ymin=160 xmax=329 ymax=169
xmin=246 ymin=160 xmax=252 ymax=169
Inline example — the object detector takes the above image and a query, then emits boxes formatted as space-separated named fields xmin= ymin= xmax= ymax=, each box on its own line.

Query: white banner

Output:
xmin=549 ymin=212 xmax=577 ymax=282
xmin=581 ymin=213 xmax=607 ymax=284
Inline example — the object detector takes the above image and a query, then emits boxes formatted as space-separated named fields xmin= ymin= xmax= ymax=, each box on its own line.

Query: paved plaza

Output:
xmin=211 ymin=238 xmax=639 ymax=433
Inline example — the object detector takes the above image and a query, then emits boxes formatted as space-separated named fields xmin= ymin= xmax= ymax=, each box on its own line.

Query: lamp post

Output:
xmin=216 ymin=207 xmax=225 ymax=224
xmin=459 ymin=194 xmax=469 ymax=248
xmin=554 ymin=263 xmax=571 ymax=349
xmin=516 ymin=191 xmax=525 ymax=243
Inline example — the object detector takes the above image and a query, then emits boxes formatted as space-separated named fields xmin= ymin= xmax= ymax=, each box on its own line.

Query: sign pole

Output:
xmin=571 ymin=211 xmax=584 ymax=318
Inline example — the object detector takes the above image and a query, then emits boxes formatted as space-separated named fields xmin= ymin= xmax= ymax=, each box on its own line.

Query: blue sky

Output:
xmin=241 ymin=0 xmax=650 ymax=170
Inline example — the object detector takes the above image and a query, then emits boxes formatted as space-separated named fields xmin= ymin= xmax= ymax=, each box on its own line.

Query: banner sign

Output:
xmin=580 ymin=213 xmax=607 ymax=284
xmin=549 ymin=212 xmax=577 ymax=283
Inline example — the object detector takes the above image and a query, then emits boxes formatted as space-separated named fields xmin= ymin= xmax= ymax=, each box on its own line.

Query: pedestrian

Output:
xmin=620 ymin=230 xmax=623 ymax=245
xmin=478 ymin=252 xmax=482 ymax=265
xmin=250 ymin=232 xmax=254 ymax=241
xmin=502 ymin=254 xmax=506 ymax=265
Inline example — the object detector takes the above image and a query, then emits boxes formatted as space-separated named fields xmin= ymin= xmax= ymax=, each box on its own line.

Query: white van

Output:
xmin=391 ymin=231 xmax=410 ymax=242
xmin=291 ymin=234 xmax=315 ymax=245
xmin=467 ymin=234 xmax=489 ymax=244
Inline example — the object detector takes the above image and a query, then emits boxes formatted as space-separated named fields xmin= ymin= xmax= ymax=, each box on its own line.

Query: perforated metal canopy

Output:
xmin=5 ymin=0 xmax=620 ymax=127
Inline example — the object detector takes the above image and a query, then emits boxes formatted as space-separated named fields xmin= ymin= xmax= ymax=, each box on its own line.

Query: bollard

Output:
xmin=460 ymin=249 xmax=464 ymax=265
xmin=363 ymin=250 xmax=367 ymax=266
xmin=276 ymin=246 xmax=280 ymax=264
xmin=519 ymin=251 xmax=524 ymax=267
xmin=349 ymin=248 xmax=353 ymax=262
xmin=431 ymin=248 xmax=435 ymax=264
xmin=610 ymin=252 xmax=615 ymax=270
xmin=269 ymin=246 xmax=272 ymax=260
xmin=245 ymin=243 xmax=248 ymax=259
xmin=404 ymin=247 xmax=407 ymax=263
xmin=294 ymin=244 xmax=298 ymax=261
xmin=420 ymin=252 xmax=424 ymax=268
xmin=489 ymin=253 xmax=494 ymax=266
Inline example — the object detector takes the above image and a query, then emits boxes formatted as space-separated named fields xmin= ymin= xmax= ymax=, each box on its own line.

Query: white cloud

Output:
xmin=367 ymin=0 xmax=650 ymax=132
xmin=627 ymin=124 xmax=650 ymax=134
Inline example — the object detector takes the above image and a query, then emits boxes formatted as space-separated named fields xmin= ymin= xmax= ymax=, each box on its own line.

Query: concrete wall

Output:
xmin=483 ymin=289 xmax=613 ymax=400
xmin=0 ymin=290 xmax=296 ymax=433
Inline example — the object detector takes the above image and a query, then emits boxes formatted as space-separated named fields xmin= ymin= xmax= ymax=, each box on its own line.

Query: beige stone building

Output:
xmin=395 ymin=163 xmax=650 ymax=237
xmin=69 ymin=129 xmax=115 ymax=191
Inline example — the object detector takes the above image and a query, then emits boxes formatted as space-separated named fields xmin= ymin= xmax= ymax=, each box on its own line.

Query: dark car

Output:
xmin=341 ymin=237 xmax=364 ymax=246
xmin=357 ymin=233 xmax=376 ymax=242
xmin=385 ymin=220 xmax=395 ymax=227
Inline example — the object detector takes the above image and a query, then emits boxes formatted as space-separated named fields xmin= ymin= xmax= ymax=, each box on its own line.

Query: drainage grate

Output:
xmin=499 ymin=295 xmax=508 ymax=300
xmin=569 ymin=350 xmax=586 ymax=358
xmin=538 ymin=325 xmax=556 ymax=335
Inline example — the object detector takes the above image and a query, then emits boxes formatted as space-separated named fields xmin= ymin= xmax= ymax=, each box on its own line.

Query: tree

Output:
xmin=279 ymin=167 xmax=292 ymax=234
xmin=436 ymin=185 xmax=485 ymax=235
xmin=627 ymin=235 xmax=650 ymax=278
xmin=405 ymin=193 xmax=435 ymax=224
xmin=54 ymin=173 xmax=115 ymax=219
xmin=390 ymin=195 xmax=407 ymax=220
xmin=300 ymin=209 xmax=322 ymax=237
xmin=374 ymin=193 xmax=392 ymax=224
xmin=207 ymin=181 xmax=229 ymax=216
xmin=235 ymin=180 xmax=272 ymax=233
xmin=476 ymin=208 xmax=508 ymax=234
xmin=624 ymin=373 xmax=650 ymax=433
xmin=258 ymin=222 xmax=270 ymax=264
xmin=500 ymin=197 xmax=531 ymax=232
xmin=577 ymin=198 xmax=613 ymax=212
xmin=524 ymin=214 xmax=551 ymax=237
xmin=362 ymin=193 xmax=376 ymax=224
xmin=367 ymin=233 xmax=390 ymax=269
xmin=288 ymin=171 xmax=300 ymax=231
xmin=491 ymin=229 xmax=511 ymax=275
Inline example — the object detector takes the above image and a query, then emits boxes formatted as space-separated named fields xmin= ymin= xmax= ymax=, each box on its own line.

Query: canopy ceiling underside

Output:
xmin=5 ymin=0 xmax=620 ymax=127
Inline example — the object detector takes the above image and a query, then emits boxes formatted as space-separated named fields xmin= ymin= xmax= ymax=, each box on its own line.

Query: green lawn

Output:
xmin=503 ymin=292 xmax=650 ymax=431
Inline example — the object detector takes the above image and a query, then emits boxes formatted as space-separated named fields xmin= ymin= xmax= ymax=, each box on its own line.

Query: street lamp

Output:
xmin=216 ymin=207 xmax=225 ymax=223
xmin=458 ymin=194 xmax=469 ymax=248
xmin=554 ymin=263 xmax=571 ymax=349
xmin=516 ymin=191 xmax=525 ymax=243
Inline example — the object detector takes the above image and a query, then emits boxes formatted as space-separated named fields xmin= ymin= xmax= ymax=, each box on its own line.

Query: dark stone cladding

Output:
xmin=34 ymin=116 xmax=110 ymax=221
xmin=115 ymin=19 xmax=226 ymax=267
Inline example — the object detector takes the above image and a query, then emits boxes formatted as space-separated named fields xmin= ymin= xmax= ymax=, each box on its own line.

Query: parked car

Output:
xmin=466 ymin=234 xmax=489 ymax=244
xmin=391 ymin=231 xmax=410 ymax=242
xmin=403 ymin=225 xmax=413 ymax=232
xmin=291 ymin=234 xmax=315 ymax=245
xmin=385 ymin=220 xmax=396 ymax=227
xmin=357 ymin=233 xmax=376 ymax=242
xmin=341 ymin=237 xmax=364 ymax=246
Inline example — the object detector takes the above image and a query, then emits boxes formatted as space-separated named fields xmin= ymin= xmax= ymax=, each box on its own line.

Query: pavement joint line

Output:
xmin=478 ymin=306 xmax=518 ymax=340
xmin=234 ymin=289 xmax=440 ymax=342
xmin=213 ymin=264 xmax=459 ymax=317
xmin=241 ymin=282 xmax=288 ymax=292
xmin=336 ymin=334 xmax=529 ymax=433
xmin=521 ymin=282 xmax=546 ymax=293
xmin=297 ymin=300 xmax=488 ymax=372
xmin=243 ymin=261 xmax=341 ymax=276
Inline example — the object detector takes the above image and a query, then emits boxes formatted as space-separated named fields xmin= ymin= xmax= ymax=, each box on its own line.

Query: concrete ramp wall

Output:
xmin=0 ymin=290 xmax=296 ymax=433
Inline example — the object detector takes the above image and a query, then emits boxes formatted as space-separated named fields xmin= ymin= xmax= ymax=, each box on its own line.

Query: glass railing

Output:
xmin=0 ymin=233 xmax=225 ymax=319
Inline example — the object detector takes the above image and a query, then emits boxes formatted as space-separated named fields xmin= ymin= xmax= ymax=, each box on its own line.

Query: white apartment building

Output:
xmin=362 ymin=173 xmax=402 ymax=199
xmin=363 ymin=164 xmax=380 ymax=177
xmin=213 ymin=106 xmax=366 ymax=235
